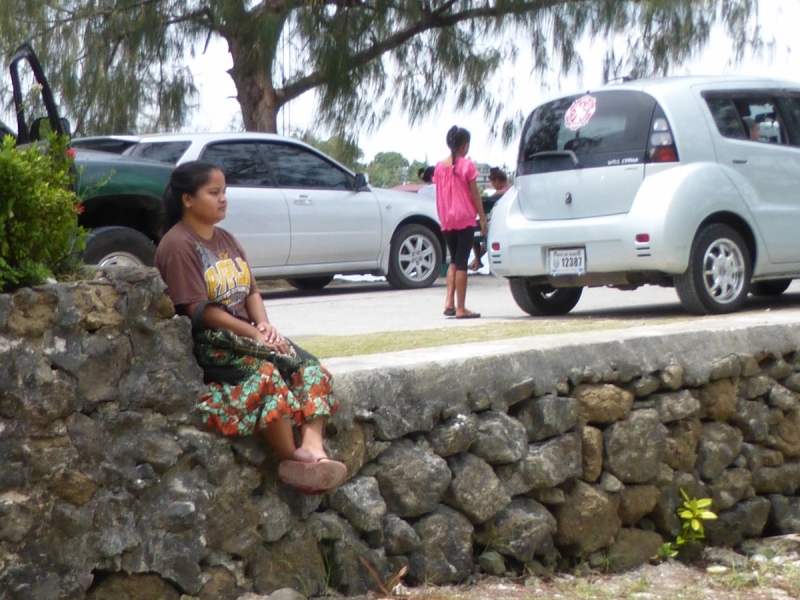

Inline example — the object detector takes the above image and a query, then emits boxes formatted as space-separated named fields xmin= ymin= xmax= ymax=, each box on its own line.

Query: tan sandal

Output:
xmin=278 ymin=458 xmax=348 ymax=492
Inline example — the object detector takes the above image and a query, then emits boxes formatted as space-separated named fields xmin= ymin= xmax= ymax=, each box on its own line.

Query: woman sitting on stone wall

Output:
xmin=155 ymin=161 xmax=347 ymax=494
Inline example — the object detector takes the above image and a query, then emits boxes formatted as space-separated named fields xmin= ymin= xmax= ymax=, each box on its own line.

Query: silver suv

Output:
xmin=488 ymin=76 xmax=800 ymax=315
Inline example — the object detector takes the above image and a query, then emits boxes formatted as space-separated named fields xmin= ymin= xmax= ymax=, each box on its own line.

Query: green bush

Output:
xmin=0 ymin=133 xmax=86 ymax=292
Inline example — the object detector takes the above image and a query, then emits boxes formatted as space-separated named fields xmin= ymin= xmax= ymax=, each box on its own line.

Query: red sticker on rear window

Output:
xmin=564 ymin=94 xmax=597 ymax=131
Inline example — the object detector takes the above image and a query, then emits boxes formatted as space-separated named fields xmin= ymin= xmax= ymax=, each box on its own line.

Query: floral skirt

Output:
xmin=195 ymin=346 xmax=339 ymax=437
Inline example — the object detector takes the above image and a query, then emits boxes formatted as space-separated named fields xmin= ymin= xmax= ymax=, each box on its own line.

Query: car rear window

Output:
xmin=517 ymin=90 xmax=657 ymax=175
xmin=128 ymin=141 xmax=190 ymax=164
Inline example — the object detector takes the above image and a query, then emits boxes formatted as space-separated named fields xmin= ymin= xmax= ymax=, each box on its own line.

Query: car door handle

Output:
xmin=732 ymin=159 xmax=748 ymax=164
xmin=293 ymin=195 xmax=312 ymax=205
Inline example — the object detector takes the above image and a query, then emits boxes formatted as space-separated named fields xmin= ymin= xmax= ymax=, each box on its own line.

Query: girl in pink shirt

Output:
xmin=434 ymin=126 xmax=487 ymax=319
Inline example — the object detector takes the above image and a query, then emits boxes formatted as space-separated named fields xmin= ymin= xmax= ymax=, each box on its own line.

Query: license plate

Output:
xmin=549 ymin=247 xmax=586 ymax=276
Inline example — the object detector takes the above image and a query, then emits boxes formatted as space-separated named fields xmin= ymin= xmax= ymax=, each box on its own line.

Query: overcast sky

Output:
xmin=187 ymin=0 xmax=800 ymax=170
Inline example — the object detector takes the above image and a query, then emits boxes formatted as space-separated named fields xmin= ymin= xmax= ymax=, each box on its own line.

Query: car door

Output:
xmin=264 ymin=142 xmax=382 ymax=266
xmin=704 ymin=92 xmax=800 ymax=265
xmin=199 ymin=141 xmax=291 ymax=269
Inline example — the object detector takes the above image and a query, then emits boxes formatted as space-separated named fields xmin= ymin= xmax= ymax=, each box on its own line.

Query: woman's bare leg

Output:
xmin=444 ymin=263 xmax=456 ymax=311
xmin=262 ymin=418 xmax=296 ymax=461
xmin=297 ymin=418 xmax=328 ymax=461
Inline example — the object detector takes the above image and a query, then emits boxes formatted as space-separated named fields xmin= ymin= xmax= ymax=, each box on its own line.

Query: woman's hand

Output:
xmin=256 ymin=322 xmax=290 ymax=354
xmin=479 ymin=218 xmax=488 ymax=236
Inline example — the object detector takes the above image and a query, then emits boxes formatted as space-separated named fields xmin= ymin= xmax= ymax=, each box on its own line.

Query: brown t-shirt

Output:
xmin=155 ymin=221 xmax=256 ymax=319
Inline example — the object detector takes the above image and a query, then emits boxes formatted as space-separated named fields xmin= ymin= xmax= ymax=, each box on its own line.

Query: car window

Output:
xmin=517 ymin=90 xmax=657 ymax=174
xmin=128 ymin=141 xmax=190 ymax=164
xmin=200 ymin=142 xmax=274 ymax=187
xmin=705 ymin=94 xmax=786 ymax=144
xmin=265 ymin=143 xmax=353 ymax=190
xmin=781 ymin=96 xmax=800 ymax=146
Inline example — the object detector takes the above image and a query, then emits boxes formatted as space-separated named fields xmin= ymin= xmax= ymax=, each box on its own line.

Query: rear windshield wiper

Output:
xmin=527 ymin=150 xmax=582 ymax=167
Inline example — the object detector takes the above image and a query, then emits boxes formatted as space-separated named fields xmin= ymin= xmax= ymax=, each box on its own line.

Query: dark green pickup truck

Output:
xmin=7 ymin=44 xmax=172 ymax=266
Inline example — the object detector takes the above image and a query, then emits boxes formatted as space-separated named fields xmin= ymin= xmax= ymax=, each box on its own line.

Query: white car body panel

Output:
xmin=127 ymin=132 xmax=442 ymax=283
xmin=489 ymin=75 xmax=800 ymax=289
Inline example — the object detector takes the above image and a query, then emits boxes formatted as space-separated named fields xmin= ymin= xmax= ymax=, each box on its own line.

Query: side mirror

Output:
xmin=354 ymin=173 xmax=369 ymax=191
xmin=29 ymin=116 xmax=71 ymax=141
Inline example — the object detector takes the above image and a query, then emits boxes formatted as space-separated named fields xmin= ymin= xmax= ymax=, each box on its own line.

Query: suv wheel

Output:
xmin=750 ymin=279 xmax=792 ymax=297
xmin=386 ymin=224 xmax=442 ymax=289
xmin=509 ymin=279 xmax=583 ymax=316
xmin=675 ymin=224 xmax=752 ymax=315
xmin=82 ymin=226 xmax=157 ymax=266
xmin=285 ymin=276 xmax=335 ymax=291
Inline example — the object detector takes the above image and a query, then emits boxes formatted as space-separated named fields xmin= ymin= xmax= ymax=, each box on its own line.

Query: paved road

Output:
xmin=260 ymin=274 xmax=800 ymax=338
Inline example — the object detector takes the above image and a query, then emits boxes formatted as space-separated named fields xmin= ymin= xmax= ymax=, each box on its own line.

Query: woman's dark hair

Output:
xmin=418 ymin=166 xmax=435 ymax=183
xmin=489 ymin=167 xmax=508 ymax=183
xmin=446 ymin=125 xmax=471 ymax=166
xmin=162 ymin=161 xmax=222 ymax=232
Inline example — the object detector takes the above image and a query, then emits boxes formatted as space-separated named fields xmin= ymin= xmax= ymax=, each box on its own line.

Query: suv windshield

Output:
xmin=518 ymin=90 xmax=657 ymax=175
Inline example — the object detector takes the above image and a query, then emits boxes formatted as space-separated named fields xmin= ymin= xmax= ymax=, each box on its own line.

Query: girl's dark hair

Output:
xmin=162 ymin=161 xmax=222 ymax=232
xmin=489 ymin=166 xmax=508 ymax=183
xmin=419 ymin=166 xmax=435 ymax=183
xmin=446 ymin=125 xmax=471 ymax=166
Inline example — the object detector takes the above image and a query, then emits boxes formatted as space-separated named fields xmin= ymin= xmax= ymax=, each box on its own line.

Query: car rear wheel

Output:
xmin=82 ymin=226 xmax=156 ymax=267
xmin=285 ymin=276 xmax=335 ymax=291
xmin=750 ymin=279 xmax=792 ymax=297
xmin=509 ymin=279 xmax=583 ymax=316
xmin=386 ymin=224 xmax=442 ymax=289
xmin=674 ymin=223 xmax=752 ymax=315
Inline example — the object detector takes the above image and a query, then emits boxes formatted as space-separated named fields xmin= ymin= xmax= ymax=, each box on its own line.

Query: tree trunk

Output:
xmin=227 ymin=38 xmax=281 ymax=133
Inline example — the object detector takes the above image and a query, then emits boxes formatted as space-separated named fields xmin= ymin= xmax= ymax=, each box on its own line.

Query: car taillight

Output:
xmin=648 ymin=117 xmax=679 ymax=163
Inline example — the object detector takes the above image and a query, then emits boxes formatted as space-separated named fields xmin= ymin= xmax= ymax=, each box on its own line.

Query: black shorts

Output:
xmin=443 ymin=227 xmax=476 ymax=271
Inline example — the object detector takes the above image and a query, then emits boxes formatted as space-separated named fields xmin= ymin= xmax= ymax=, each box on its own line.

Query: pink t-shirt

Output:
xmin=433 ymin=157 xmax=478 ymax=231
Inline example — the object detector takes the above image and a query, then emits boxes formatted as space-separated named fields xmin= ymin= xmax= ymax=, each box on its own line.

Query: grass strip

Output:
xmin=293 ymin=317 xmax=685 ymax=358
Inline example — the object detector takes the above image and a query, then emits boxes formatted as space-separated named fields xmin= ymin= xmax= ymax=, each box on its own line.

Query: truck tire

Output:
xmin=82 ymin=226 xmax=157 ymax=267
xmin=386 ymin=224 xmax=442 ymax=289
xmin=674 ymin=224 xmax=751 ymax=315
xmin=286 ymin=276 xmax=335 ymax=291
xmin=509 ymin=278 xmax=583 ymax=316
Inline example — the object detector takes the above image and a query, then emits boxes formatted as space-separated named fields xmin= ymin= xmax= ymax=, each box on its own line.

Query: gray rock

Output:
xmin=529 ymin=488 xmax=566 ymax=505
xmin=629 ymin=375 xmax=660 ymax=398
xmin=328 ymin=476 xmax=387 ymax=532
xmin=606 ymin=529 xmax=664 ymax=573
xmin=248 ymin=525 xmax=327 ymax=597
xmin=705 ymin=497 xmax=771 ymax=547
xmin=477 ymin=497 xmax=557 ymax=564
xmin=737 ymin=375 xmax=773 ymax=400
xmin=783 ymin=372 xmax=800 ymax=393
xmin=709 ymin=355 xmax=741 ymax=380
xmin=408 ymin=506 xmax=474 ymax=585
xmin=769 ymin=384 xmax=798 ymax=412
xmin=618 ymin=485 xmax=661 ymax=526
xmin=703 ymin=547 xmax=748 ymax=569
xmin=307 ymin=511 xmax=348 ymax=542
xmin=497 ymin=432 xmax=582 ymax=496
xmin=599 ymin=472 xmax=624 ymax=493
xmin=652 ymin=390 xmax=700 ymax=423
xmin=768 ymin=494 xmax=800 ymax=534
xmin=664 ymin=419 xmax=702 ymax=472
xmin=375 ymin=439 xmax=451 ymax=518
xmin=469 ymin=412 xmax=527 ymax=465
xmin=267 ymin=589 xmax=307 ymax=600
xmin=581 ymin=425 xmax=603 ymax=483
xmin=381 ymin=514 xmax=421 ymax=555
xmin=604 ymin=409 xmax=666 ymax=483
xmin=478 ymin=550 xmax=506 ymax=576
xmin=326 ymin=522 xmax=390 ymax=596
xmin=751 ymin=462 xmax=800 ymax=495
xmin=738 ymin=354 xmax=761 ymax=377
xmin=555 ymin=481 xmax=620 ymax=556
xmin=425 ymin=413 xmax=478 ymax=457
xmin=730 ymin=399 xmax=770 ymax=442
xmin=444 ymin=453 xmax=510 ymax=524
xmin=658 ymin=365 xmax=684 ymax=391
xmin=695 ymin=422 xmax=743 ymax=480
xmin=766 ymin=357 xmax=795 ymax=380
xmin=513 ymin=395 xmax=580 ymax=442
xmin=707 ymin=468 xmax=752 ymax=511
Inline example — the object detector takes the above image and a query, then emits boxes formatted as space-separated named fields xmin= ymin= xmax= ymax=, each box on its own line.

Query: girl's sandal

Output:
xmin=279 ymin=457 xmax=348 ymax=493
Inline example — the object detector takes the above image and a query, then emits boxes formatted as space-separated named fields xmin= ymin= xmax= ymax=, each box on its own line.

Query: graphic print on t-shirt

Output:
xmin=195 ymin=241 xmax=251 ymax=306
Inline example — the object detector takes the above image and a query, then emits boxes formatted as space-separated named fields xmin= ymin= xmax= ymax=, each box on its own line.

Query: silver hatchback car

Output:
xmin=488 ymin=76 xmax=800 ymax=315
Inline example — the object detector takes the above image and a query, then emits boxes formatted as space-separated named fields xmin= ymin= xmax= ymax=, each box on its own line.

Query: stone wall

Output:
xmin=3 ymin=267 xmax=800 ymax=600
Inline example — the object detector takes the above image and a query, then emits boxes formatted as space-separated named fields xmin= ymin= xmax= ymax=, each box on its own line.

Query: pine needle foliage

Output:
xmin=1 ymin=1 xmax=761 ymax=142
